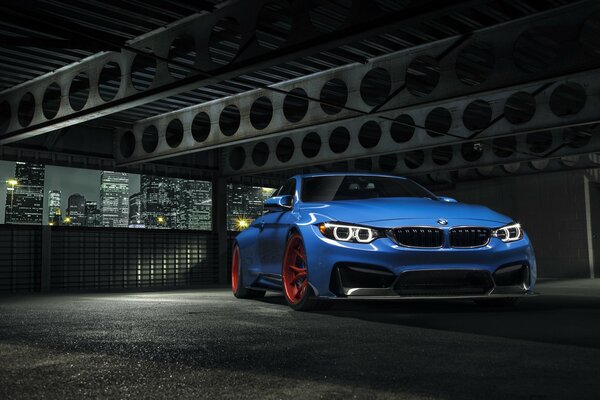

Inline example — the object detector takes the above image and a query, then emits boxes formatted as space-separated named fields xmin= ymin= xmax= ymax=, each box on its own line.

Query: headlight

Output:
xmin=318 ymin=222 xmax=382 ymax=243
xmin=492 ymin=222 xmax=523 ymax=242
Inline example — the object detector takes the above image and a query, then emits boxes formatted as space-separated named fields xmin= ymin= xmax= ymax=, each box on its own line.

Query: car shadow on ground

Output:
xmin=256 ymin=293 xmax=600 ymax=349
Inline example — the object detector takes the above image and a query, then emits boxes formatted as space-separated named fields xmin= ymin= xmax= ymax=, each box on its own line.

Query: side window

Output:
xmin=279 ymin=179 xmax=296 ymax=197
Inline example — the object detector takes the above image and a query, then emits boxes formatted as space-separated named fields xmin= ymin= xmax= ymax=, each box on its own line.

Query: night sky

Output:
xmin=0 ymin=161 xmax=141 ymax=224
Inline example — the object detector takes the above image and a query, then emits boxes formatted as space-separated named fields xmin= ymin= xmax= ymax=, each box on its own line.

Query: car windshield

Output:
xmin=301 ymin=175 xmax=437 ymax=202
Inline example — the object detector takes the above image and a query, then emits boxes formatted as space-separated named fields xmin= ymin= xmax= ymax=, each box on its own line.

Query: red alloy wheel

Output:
xmin=231 ymin=245 xmax=240 ymax=294
xmin=282 ymin=234 xmax=308 ymax=304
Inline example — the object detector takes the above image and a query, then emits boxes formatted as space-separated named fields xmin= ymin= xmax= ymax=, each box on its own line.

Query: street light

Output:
xmin=235 ymin=216 xmax=251 ymax=231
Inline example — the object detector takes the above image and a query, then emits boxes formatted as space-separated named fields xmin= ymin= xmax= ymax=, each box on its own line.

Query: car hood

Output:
xmin=299 ymin=197 xmax=511 ymax=226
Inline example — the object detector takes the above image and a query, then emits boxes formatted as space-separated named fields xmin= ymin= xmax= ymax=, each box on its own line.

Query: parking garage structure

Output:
xmin=0 ymin=0 xmax=600 ymax=398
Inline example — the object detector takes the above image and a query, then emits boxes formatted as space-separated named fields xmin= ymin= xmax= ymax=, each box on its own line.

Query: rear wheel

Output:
xmin=231 ymin=244 xmax=265 ymax=299
xmin=474 ymin=297 xmax=520 ymax=307
xmin=282 ymin=233 xmax=328 ymax=311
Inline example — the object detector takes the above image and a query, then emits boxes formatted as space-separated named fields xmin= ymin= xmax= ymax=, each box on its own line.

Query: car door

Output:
xmin=258 ymin=179 xmax=297 ymax=276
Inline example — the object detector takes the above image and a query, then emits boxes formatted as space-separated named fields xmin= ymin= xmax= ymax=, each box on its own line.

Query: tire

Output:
xmin=231 ymin=244 xmax=265 ymax=299
xmin=282 ymin=233 xmax=329 ymax=311
xmin=474 ymin=297 xmax=520 ymax=307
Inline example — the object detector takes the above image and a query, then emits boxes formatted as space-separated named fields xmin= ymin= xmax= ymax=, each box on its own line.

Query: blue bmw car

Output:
xmin=232 ymin=173 xmax=536 ymax=311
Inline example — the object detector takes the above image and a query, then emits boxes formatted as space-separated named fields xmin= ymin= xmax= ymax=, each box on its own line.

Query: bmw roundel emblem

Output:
xmin=437 ymin=219 xmax=448 ymax=225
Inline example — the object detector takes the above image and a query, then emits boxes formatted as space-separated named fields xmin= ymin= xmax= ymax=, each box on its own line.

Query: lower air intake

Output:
xmin=394 ymin=269 xmax=494 ymax=296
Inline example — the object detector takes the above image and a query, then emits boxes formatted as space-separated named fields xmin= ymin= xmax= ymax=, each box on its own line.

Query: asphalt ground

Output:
xmin=1 ymin=279 xmax=599 ymax=399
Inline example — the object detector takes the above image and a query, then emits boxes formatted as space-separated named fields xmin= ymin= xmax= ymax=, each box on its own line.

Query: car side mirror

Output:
xmin=438 ymin=196 xmax=458 ymax=203
xmin=264 ymin=195 xmax=293 ymax=211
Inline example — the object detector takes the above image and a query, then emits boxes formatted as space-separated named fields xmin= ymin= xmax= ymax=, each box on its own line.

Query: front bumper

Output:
xmin=301 ymin=225 xmax=537 ymax=299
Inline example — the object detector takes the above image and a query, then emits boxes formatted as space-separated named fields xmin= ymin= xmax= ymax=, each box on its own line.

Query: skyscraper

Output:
xmin=140 ymin=175 xmax=179 ymax=229
xmin=128 ymin=192 xmax=144 ymax=228
xmin=99 ymin=171 xmax=129 ymax=228
xmin=85 ymin=201 xmax=101 ymax=227
xmin=48 ymin=189 xmax=61 ymax=225
xmin=4 ymin=162 xmax=45 ymax=225
xmin=226 ymin=184 xmax=274 ymax=230
xmin=179 ymin=180 xmax=212 ymax=230
xmin=66 ymin=194 xmax=86 ymax=226
xmin=139 ymin=175 xmax=213 ymax=230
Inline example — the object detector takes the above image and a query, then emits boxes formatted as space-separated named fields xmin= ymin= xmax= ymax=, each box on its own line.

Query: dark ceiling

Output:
xmin=0 ymin=0 xmax=575 ymax=131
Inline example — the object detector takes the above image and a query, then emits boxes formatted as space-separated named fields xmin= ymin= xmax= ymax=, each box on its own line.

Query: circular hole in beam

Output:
xmin=331 ymin=161 xmax=349 ymax=171
xmin=98 ymin=61 xmax=122 ymax=102
xmin=131 ymin=51 xmax=157 ymax=91
xmin=276 ymin=137 xmax=294 ymax=162
xmin=513 ymin=27 xmax=565 ymax=73
xmin=69 ymin=71 xmax=89 ymax=111
xmin=168 ymin=35 xmax=196 ymax=78
xmin=406 ymin=56 xmax=440 ymax=97
xmin=504 ymin=91 xmax=536 ymax=124
xmin=142 ymin=125 xmax=159 ymax=153
xmin=463 ymin=99 xmax=492 ymax=131
xmin=329 ymin=126 xmax=350 ymax=153
xmin=492 ymin=136 xmax=517 ymax=158
xmin=309 ymin=0 xmax=353 ymax=33
xmin=0 ymin=101 xmax=10 ymax=134
xmin=563 ymin=125 xmax=592 ymax=148
xmin=549 ymin=82 xmax=586 ymax=117
xmin=42 ymin=82 xmax=61 ymax=120
xmin=526 ymin=131 xmax=553 ymax=153
xmin=355 ymin=157 xmax=372 ymax=171
xmin=358 ymin=120 xmax=382 ymax=148
xmin=257 ymin=0 xmax=292 ymax=50
xmin=405 ymin=150 xmax=425 ymax=169
xmin=360 ymin=67 xmax=391 ymax=107
xmin=320 ymin=78 xmax=348 ymax=115
xmin=230 ymin=146 xmax=246 ymax=170
xmin=378 ymin=154 xmax=397 ymax=172
xmin=192 ymin=112 xmax=211 ymax=142
xmin=219 ymin=105 xmax=241 ymax=136
xmin=432 ymin=145 xmax=453 ymax=165
xmin=461 ymin=142 xmax=483 ymax=162
xmin=302 ymin=132 xmax=321 ymax=158
xmin=250 ymin=96 xmax=273 ymax=130
xmin=18 ymin=92 xmax=35 ymax=127
xmin=252 ymin=142 xmax=269 ymax=166
xmin=390 ymin=114 xmax=415 ymax=143
xmin=456 ymin=42 xmax=494 ymax=86
xmin=209 ymin=17 xmax=242 ymax=65
xmin=165 ymin=119 xmax=184 ymax=148
xmin=283 ymin=88 xmax=309 ymax=122
xmin=425 ymin=107 xmax=452 ymax=137
xmin=120 ymin=131 xmax=136 ymax=158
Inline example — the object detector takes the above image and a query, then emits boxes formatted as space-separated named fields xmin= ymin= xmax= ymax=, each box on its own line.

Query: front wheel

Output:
xmin=282 ymin=233 xmax=328 ymax=311
xmin=231 ymin=244 xmax=265 ymax=299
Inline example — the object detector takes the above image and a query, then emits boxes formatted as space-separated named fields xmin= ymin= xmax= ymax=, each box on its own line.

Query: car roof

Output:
xmin=293 ymin=173 xmax=408 ymax=180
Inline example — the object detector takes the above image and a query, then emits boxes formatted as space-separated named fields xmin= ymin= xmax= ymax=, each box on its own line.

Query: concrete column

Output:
xmin=212 ymin=175 xmax=228 ymax=285
xmin=584 ymin=176 xmax=595 ymax=279
xmin=40 ymin=226 xmax=52 ymax=292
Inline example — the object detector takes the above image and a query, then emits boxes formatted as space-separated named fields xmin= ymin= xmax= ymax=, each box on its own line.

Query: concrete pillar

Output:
xmin=212 ymin=175 xmax=228 ymax=285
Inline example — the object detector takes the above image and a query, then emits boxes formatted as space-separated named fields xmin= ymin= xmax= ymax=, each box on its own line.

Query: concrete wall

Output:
xmin=438 ymin=170 xmax=594 ymax=279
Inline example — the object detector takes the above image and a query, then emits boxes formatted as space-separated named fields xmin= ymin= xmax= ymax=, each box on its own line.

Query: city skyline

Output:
xmin=1 ymin=161 xmax=276 ymax=230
